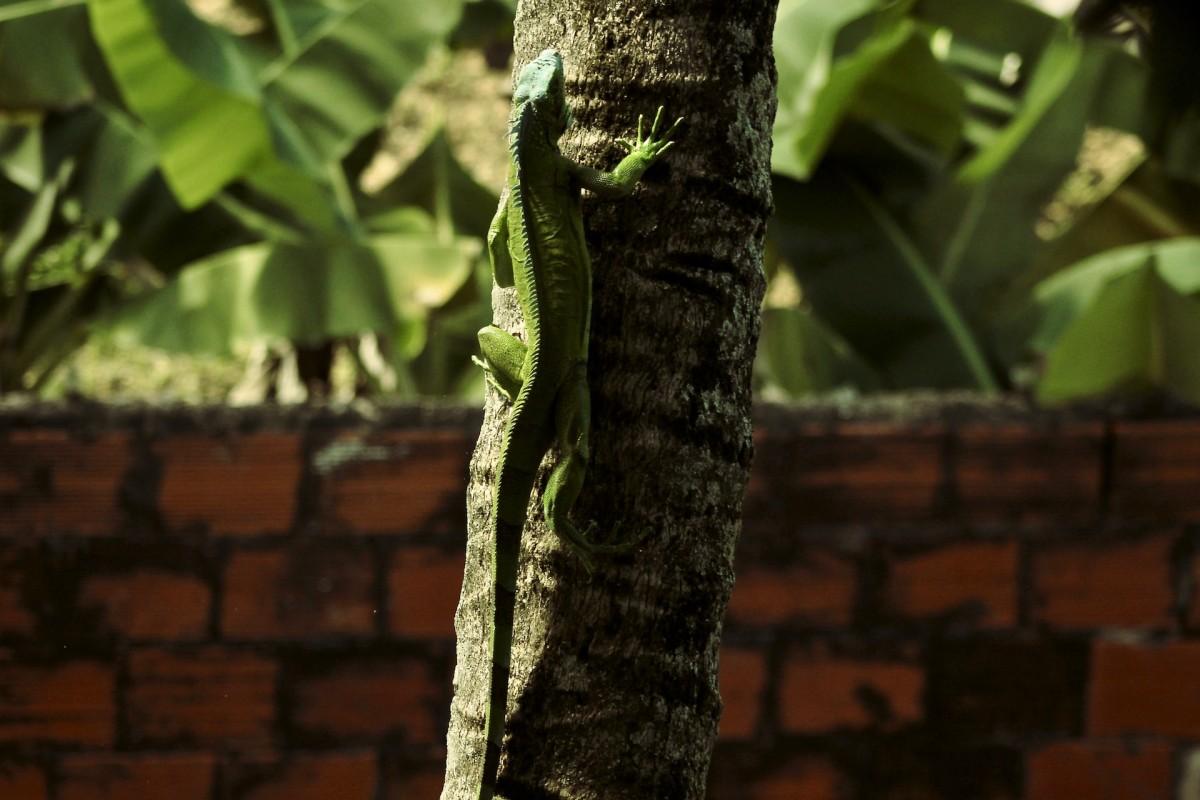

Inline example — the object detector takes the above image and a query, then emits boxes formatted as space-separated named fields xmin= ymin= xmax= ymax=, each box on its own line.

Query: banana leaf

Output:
xmin=772 ymin=170 xmax=996 ymax=390
xmin=0 ymin=0 xmax=102 ymax=110
xmin=360 ymin=127 xmax=498 ymax=239
xmin=260 ymin=0 xmax=463 ymax=172
xmin=773 ymin=0 xmax=916 ymax=181
xmin=1029 ymin=237 xmax=1200 ymax=353
xmin=88 ymin=0 xmax=463 ymax=207
xmin=1038 ymin=260 xmax=1200 ymax=405
xmin=103 ymin=220 xmax=480 ymax=356
xmin=88 ymin=0 xmax=274 ymax=208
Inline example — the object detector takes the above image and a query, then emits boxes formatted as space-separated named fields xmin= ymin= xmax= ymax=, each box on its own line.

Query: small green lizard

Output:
xmin=472 ymin=48 xmax=680 ymax=800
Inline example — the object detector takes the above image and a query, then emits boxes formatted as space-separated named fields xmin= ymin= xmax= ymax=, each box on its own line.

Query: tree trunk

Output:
xmin=442 ymin=1 xmax=778 ymax=797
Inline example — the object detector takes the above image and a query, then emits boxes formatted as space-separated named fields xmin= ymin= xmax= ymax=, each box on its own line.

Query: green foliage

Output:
xmin=1038 ymin=260 xmax=1200 ymax=405
xmin=762 ymin=0 xmax=1200 ymax=407
xmin=0 ymin=0 xmax=494 ymax=399
xmin=89 ymin=0 xmax=274 ymax=209
xmin=772 ymin=0 xmax=964 ymax=181
xmin=5 ymin=0 xmax=1199 ymax=408
xmin=106 ymin=228 xmax=478 ymax=356
xmin=758 ymin=306 xmax=881 ymax=397
xmin=0 ymin=0 xmax=104 ymax=111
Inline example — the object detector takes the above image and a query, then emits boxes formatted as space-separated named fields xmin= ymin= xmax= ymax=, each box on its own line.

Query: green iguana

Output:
xmin=471 ymin=48 xmax=680 ymax=800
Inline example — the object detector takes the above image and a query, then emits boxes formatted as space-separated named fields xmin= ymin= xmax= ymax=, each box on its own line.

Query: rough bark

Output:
xmin=442 ymin=1 xmax=778 ymax=798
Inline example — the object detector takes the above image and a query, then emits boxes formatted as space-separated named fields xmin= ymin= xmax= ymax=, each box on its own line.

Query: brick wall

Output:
xmin=0 ymin=402 xmax=1198 ymax=799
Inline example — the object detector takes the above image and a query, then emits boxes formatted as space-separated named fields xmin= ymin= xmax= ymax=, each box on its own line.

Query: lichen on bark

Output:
xmin=441 ymin=1 xmax=779 ymax=798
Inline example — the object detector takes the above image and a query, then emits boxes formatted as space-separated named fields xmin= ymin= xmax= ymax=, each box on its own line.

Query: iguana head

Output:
xmin=512 ymin=48 xmax=571 ymax=139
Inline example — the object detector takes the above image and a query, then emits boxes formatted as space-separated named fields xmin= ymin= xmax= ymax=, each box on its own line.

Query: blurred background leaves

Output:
xmin=762 ymin=0 xmax=1200 ymax=408
xmin=1 ymin=0 xmax=1197 ymax=407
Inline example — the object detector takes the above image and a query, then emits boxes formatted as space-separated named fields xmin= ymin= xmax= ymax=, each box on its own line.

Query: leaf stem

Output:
xmin=0 ymin=0 xmax=85 ymax=24
xmin=1111 ymin=184 xmax=1194 ymax=239
xmin=846 ymin=177 xmax=999 ymax=392
xmin=264 ymin=0 xmax=298 ymax=56
xmin=214 ymin=193 xmax=307 ymax=244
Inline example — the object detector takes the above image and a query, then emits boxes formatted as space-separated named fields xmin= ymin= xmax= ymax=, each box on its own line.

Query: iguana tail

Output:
xmin=478 ymin=412 xmax=548 ymax=800
xmin=479 ymin=518 xmax=520 ymax=800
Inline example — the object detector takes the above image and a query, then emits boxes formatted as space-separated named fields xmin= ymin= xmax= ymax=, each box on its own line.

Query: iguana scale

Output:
xmin=471 ymin=48 xmax=679 ymax=800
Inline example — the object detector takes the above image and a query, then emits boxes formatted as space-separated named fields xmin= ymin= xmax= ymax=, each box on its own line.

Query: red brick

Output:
xmin=956 ymin=424 xmax=1103 ymax=521
xmin=0 ymin=550 xmax=34 ymax=635
xmin=1026 ymin=741 xmax=1172 ymax=800
xmin=223 ymin=546 xmax=375 ymax=639
xmin=1112 ymin=420 xmax=1200 ymax=519
xmin=886 ymin=541 xmax=1017 ymax=627
xmin=0 ymin=430 xmax=128 ymax=536
xmin=745 ymin=758 xmax=842 ymax=800
xmin=0 ymin=584 xmax=33 ymax=635
xmin=59 ymin=753 xmax=214 ymax=800
xmin=79 ymin=571 xmax=210 ymax=640
xmin=223 ymin=752 xmax=377 ymax=800
xmin=727 ymin=552 xmax=856 ymax=628
xmin=779 ymin=649 xmax=923 ymax=733
xmin=319 ymin=430 xmax=475 ymax=534
xmin=746 ymin=423 xmax=945 ymax=525
xmin=1089 ymin=640 xmax=1200 ymax=737
xmin=388 ymin=547 xmax=463 ymax=638
xmin=1185 ymin=558 xmax=1200 ymax=628
xmin=1033 ymin=535 xmax=1174 ymax=629
xmin=157 ymin=434 xmax=299 ymax=535
xmin=0 ymin=765 xmax=47 ymax=799
xmin=127 ymin=648 xmax=276 ymax=747
xmin=291 ymin=658 xmax=442 ymax=745
xmin=0 ymin=660 xmax=113 ymax=746
xmin=928 ymin=638 xmax=1086 ymax=737
xmin=718 ymin=647 xmax=767 ymax=739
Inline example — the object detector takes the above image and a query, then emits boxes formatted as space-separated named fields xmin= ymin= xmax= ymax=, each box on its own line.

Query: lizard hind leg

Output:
xmin=543 ymin=364 xmax=594 ymax=567
xmin=474 ymin=325 xmax=526 ymax=402
xmin=544 ymin=365 xmax=647 ymax=570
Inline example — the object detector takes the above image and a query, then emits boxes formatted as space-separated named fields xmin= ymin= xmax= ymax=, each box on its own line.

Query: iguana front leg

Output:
xmin=487 ymin=184 xmax=514 ymax=288
xmin=564 ymin=106 xmax=683 ymax=198
xmin=474 ymin=325 xmax=525 ymax=403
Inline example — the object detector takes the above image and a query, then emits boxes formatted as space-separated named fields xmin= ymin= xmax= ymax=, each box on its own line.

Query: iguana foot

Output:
xmin=615 ymin=105 xmax=683 ymax=164
xmin=472 ymin=356 xmax=515 ymax=403
xmin=558 ymin=519 xmax=651 ymax=573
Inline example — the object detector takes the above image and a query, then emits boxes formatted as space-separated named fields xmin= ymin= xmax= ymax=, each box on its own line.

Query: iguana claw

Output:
xmin=472 ymin=356 xmax=515 ymax=403
xmin=621 ymin=105 xmax=683 ymax=163
xmin=559 ymin=519 xmax=651 ymax=574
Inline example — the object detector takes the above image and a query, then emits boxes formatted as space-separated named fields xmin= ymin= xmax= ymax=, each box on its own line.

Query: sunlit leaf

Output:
xmin=1030 ymin=237 xmax=1200 ymax=352
xmin=772 ymin=0 xmax=913 ymax=181
xmin=908 ymin=23 xmax=1151 ymax=324
xmin=852 ymin=31 xmax=964 ymax=157
xmin=2 ymin=159 xmax=71 ymax=280
xmin=1038 ymin=261 xmax=1200 ymax=405
xmin=370 ymin=232 xmax=481 ymax=358
xmin=104 ymin=232 xmax=479 ymax=355
xmin=957 ymin=25 xmax=1080 ymax=182
xmin=261 ymin=0 xmax=465 ymax=170
xmin=141 ymin=0 xmax=261 ymax=99
xmin=363 ymin=205 xmax=439 ymax=235
xmin=88 ymin=0 xmax=274 ymax=207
